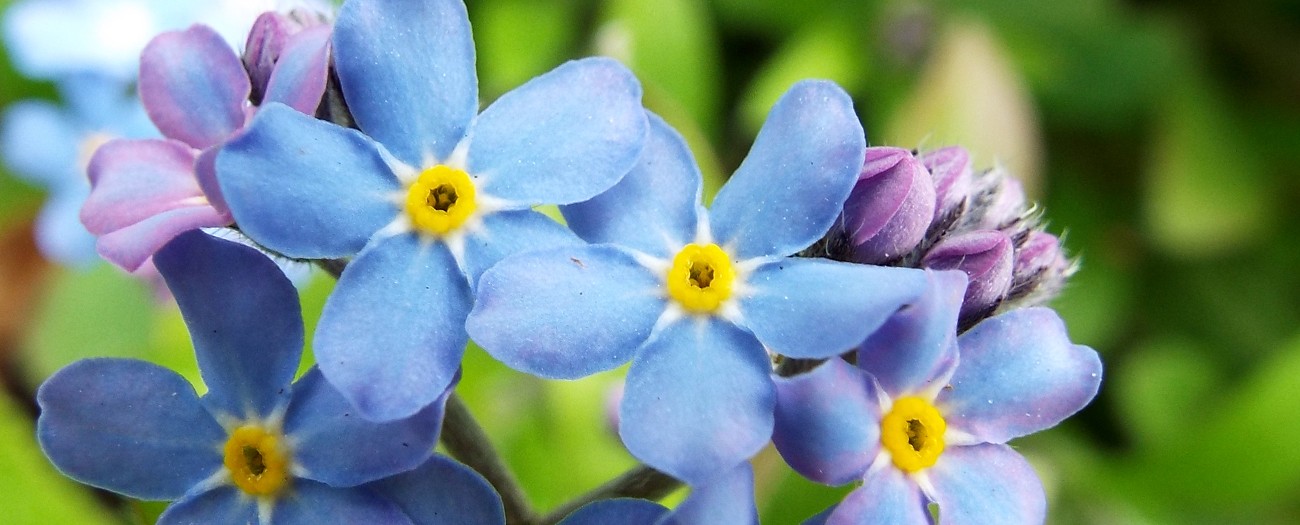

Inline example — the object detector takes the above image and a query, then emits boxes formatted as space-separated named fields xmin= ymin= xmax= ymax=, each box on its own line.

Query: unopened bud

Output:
xmin=243 ymin=10 xmax=327 ymax=105
xmin=921 ymin=229 xmax=1013 ymax=327
xmin=919 ymin=146 xmax=971 ymax=220
xmin=838 ymin=147 xmax=936 ymax=264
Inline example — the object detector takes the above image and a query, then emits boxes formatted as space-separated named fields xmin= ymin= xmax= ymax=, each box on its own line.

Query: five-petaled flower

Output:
xmin=466 ymin=81 xmax=929 ymax=486
xmin=772 ymin=270 xmax=1102 ymax=524
xmin=216 ymin=0 xmax=648 ymax=423
xmin=36 ymin=231 xmax=504 ymax=524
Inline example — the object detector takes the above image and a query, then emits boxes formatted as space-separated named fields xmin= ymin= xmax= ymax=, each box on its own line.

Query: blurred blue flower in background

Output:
xmin=0 ymin=74 xmax=155 ymax=266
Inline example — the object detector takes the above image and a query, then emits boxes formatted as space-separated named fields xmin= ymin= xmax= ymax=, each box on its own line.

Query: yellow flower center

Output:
xmin=222 ymin=425 xmax=292 ymax=496
xmin=666 ymin=243 xmax=736 ymax=313
xmin=405 ymin=164 xmax=477 ymax=236
xmin=880 ymin=396 xmax=946 ymax=472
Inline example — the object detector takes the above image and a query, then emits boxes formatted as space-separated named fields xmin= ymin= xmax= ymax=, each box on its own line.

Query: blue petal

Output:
xmin=558 ymin=499 xmax=667 ymax=525
xmin=1 ymin=100 xmax=78 ymax=185
xmin=827 ymin=468 xmax=929 ymax=525
xmin=620 ymin=318 xmax=774 ymax=486
xmin=155 ymin=230 xmax=302 ymax=420
xmin=370 ymin=455 xmax=506 ymax=525
xmin=275 ymin=480 xmax=413 ymax=525
xmin=665 ymin=463 xmax=759 ymax=525
xmin=561 ymin=112 xmax=702 ymax=258
xmin=35 ymin=185 xmax=100 ymax=266
xmin=467 ymin=57 xmax=646 ymax=205
xmin=459 ymin=210 xmax=582 ymax=290
xmin=772 ymin=359 xmax=879 ymax=486
xmin=927 ymin=444 xmax=1045 ymax=525
xmin=36 ymin=359 xmax=225 ymax=500
xmin=938 ymin=308 xmax=1103 ymax=443
xmin=284 ymin=369 xmax=444 ymax=487
xmin=857 ymin=270 xmax=966 ymax=396
xmin=741 ymin=259 xmax=926 ymax=359
xmin=157 ymin=487 xmax=255 ymax=525
xmin=708 ymin=81 xmax=865 ymax=260
xmin=217 ymin=104 xmax=400 ymax=259
xmin=333 ymin=0 xmax=476 ymax=166
xmin=468 ymin=245 xmax=663 ymax=379
xmin=315 ymin=234 xmax=470 ymax=421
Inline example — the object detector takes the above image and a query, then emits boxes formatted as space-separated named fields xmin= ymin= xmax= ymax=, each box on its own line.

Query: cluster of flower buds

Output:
xmin=812 ymin=146 xmax=1076 ymax=330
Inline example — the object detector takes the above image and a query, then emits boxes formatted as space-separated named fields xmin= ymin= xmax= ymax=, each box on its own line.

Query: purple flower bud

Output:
xmin=1013 ymin=231 xmax=1066 ymax=283
xmin=243 ymin=10 xmax=326 ymax=105
xmin=973 ymin=167 xmax=1026 ymax=230
xmin=605 ymin=380 xmax=625 ymax=436
xmin=921 ymin=229 xmax=1013 ymax=326
xmin=919 ymin=146 xmax=972 ymax=219
xmin=838 ymin=147 xmax=936 ymax=264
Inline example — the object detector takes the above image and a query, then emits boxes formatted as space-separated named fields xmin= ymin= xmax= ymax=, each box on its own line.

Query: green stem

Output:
xmin=441 ymin=394 xmax=539 ymax=525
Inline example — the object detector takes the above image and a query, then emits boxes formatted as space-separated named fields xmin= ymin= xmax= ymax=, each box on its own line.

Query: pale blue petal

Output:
xmin=620 ymin=319 xmax=774 ymax=486
xmin=741 ymin=259 xmax=926 ymax=359
xmin=371 ymin=455 xmax=506 ymax=525
xmin=827 ymin=468 xmax=929 ymax=525
xmin=275 ymin=481 xmax=413 ymax=525
xmin=938 ymin=308 xmax=1103 ymax=443
xmin=857 ymin=270 xmax=966 ymax=396
xmin=1 ymin=100 xmax=78 ymax=184
xmin=155 ymin=231 xmax=302 ymax=419
xmin=801 ymin=506 xmax=835 ymax=525
xmin=459 ymin=210 xmax=582 ymax=290
xmin=708 ymin=81 xmax=865 ymax=259
xmin=468 ymin=57 xmax=646 ymax=205
xmin=772 ymin=359 xmax=879 ymax=486
xmin=468 ymin=245 xmax=662 ymax=379
xmin=36 ymin=359 xmax=225 ymax=500
xmin=559 ymin=499 xmax=666 ymax=525
xmin=561 ymin=112 xmax=701 ymax=258
xmin=138 ymin=25 xmax=248 ymax=150
xmin=927 ymin=444 xmax=1045 ymax=525
xmin=217 ymin=104 xmax=400 ymax=259
xmin=333 ymin=0 xmax=476 ymax=165
xmin=157 ymin=487 xmax=255 ymax=525
xmin=665 ymin=463 xmax=758 ymax=525
xmin=284 ymin=369 xmax=444 ymax=487
xmin=315 ymin=234 xmax=470 ymax=421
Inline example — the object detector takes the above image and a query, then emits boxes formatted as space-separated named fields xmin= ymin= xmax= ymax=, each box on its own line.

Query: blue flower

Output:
xmin=466 ymin=81 xmax=928 ymax=485
xmin=1 ymin=74 xmax=155 ymax=266
xmin=36 ymin=230 xmax=501 ymax=524
xmin=216 ymin=0 xmax=647 ymax=421
xmin=771 ymin=271 xmax=1102 ymax=524
xmin=556 ymin=464 xmax=758 ymax=525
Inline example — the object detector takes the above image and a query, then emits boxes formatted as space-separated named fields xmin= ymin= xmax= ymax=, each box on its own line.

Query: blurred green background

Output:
xmin=2 ymin=0 xmax=1299 ymax=523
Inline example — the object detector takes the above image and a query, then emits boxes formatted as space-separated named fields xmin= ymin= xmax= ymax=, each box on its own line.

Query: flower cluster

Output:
xmin=35 ymin=0 xmax=1102 ymax=523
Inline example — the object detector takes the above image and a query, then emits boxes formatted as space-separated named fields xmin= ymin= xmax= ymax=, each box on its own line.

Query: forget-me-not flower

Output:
xmin=771 ymin=271 xmax=1102 ymax=524
xmin=35 ymin=230 xmax=498 ymax=524
xmin=467 ymin=82 xmax=927 ymax=485
xmin=216 ymin=0 xmax=647 ymax=421
xmin=556 ymin=463 xmax=758 ymax=525
xmin=82 ymin=19 xmax=330 ymax=271
xmin=1 ymin=74 xmax=155 ymax=266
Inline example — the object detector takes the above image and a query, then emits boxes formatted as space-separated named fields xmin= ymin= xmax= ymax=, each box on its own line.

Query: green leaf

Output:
xmin=598 ymin=0 xmax=721 ymax=136
xmin=737 ymin=18 xmax=866 ymax=136
xmin=1144 ymin=60 xmax=1273 ymax=257
xmin=22 ymin=264 xmax=155 ymax=384
xmin=1121 ymin=333 xmax=1300 ymax=510
xmin=0 ymin=390 xmax=121 ymax=525
xmin=473 ymin=0 xmax=577 ymax=99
